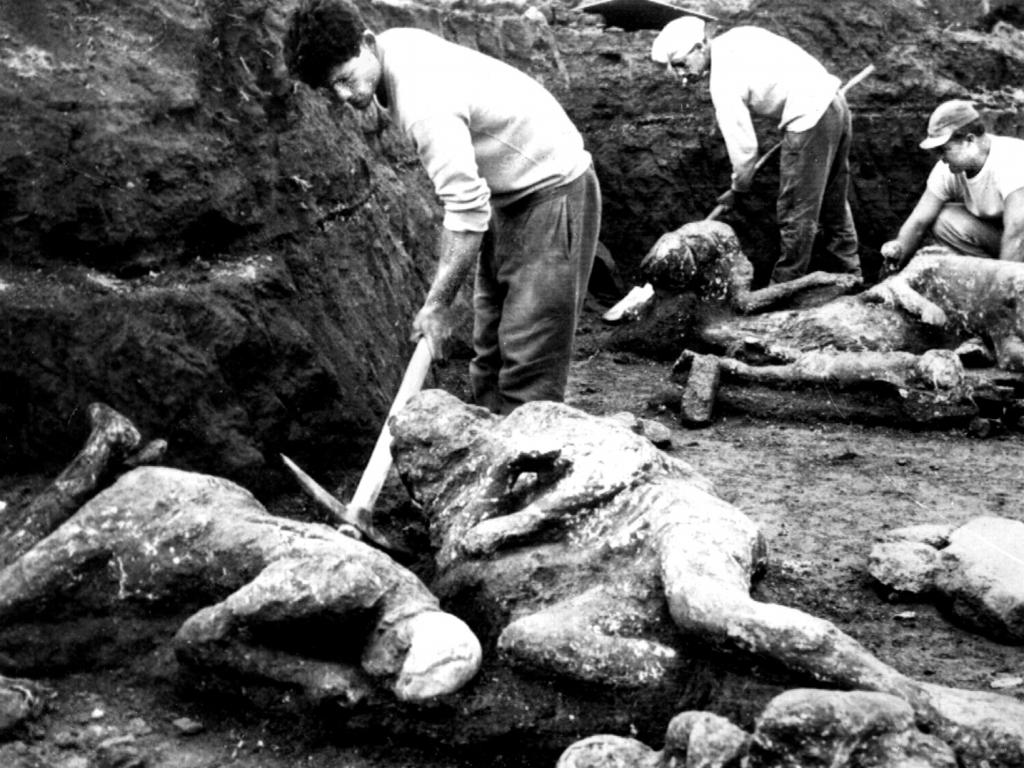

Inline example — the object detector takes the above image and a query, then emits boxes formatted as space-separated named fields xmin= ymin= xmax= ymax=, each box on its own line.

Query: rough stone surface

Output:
xmin=748 ymin=688 xmax=957 ymax=768
xmin=678 ymin=353 xmax=721 ymax=426
xmin=937 ymin=516 xmax=1024 ymax=642
xmin=868 ymin=541 xmax=943 ymax=596
xmin=0 ymin=675 xmax=47 ymax=739
xmin=603 ymin=411 xmax=673 ymax=447
xmin=664 ymin=710 xmax=749 ymax=767
xmin=870 ymin=516 xmax=1024 ymax=643
xmin=555 ymin=734 xmax=657 ymax=768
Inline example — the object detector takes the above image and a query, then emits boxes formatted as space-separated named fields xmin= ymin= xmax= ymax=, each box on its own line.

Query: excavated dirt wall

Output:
xmin=2 ymin=0 xmax=1024 ymax=482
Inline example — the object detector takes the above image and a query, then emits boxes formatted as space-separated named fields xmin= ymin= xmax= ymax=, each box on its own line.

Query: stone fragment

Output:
xmin=868 ymin=541 xmax=943 ymax=595
xmin=0 ymin=676 xmax=47 ymax=738
xmin=555 ymin=734 xmax=657 ymax=768
xmin=664 ymin=710 xmax=749 ymax=767
xmin=747 ymin=688 xmax=956 ymax=768
xmin=678 ymin=353 xmax=720 ymax=426
xmin=936 ymin=516 xmax=1024 ymax=642
xmin=171 ymin=717 xmax=204 ymax=736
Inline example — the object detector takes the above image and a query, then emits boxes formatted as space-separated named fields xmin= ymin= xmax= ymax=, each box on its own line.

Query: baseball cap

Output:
xmin=919 ymin=100 xmax=981 ymax=150
xmin=651 ymin=15 xmax=706 ymax=65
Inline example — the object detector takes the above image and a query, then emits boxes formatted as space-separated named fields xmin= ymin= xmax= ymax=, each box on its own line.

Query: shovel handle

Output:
xmin=839 ymin=63 xmax=876 ymax=97
xmin=347 ymin=336 xmax=434 ymax=516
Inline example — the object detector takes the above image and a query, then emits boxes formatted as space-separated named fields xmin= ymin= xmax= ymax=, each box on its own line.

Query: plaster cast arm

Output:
xmin=732 ymin=270 xmax=861 ymax=314
xmin=861 ymin=273 xmax=948 ymax=327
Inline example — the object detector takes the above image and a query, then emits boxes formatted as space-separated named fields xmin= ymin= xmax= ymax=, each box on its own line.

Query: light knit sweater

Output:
xmin=709 ymin=26 xmax=840 ymax=191
xmin=376 ymin=28 xmax=591 ymax=232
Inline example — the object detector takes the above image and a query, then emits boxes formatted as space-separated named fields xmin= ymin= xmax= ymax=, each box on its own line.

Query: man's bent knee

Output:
xmin=931 ymin=205 xmax=1001 ymax=258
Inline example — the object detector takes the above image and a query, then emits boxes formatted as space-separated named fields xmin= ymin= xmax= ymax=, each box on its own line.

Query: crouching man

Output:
xmin=284 ymin=0 xmax=601 ymax=414
xmin=881 ymin=100 xmax=1024 ymax=272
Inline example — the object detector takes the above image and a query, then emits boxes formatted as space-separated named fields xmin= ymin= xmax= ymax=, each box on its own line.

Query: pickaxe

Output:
xmin=281 ymin=336 xmax=433 ymax=554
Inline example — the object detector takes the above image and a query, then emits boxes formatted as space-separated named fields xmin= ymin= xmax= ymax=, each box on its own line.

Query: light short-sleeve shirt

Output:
xmin=926 ymin=134 xmax=1024 ymax=221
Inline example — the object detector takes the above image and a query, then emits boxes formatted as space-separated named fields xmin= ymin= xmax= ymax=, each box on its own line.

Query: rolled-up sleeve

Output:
xmin=408 ymin=114 xmax=491 ymax=232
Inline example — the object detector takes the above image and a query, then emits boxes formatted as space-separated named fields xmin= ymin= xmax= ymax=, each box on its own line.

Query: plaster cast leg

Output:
xmin=653 ymin=480 xmax=921 ymax=701
xmin=0 ymin=402 xmax=163 ymax=568
xmin=498 ymin=586 xmax=681 ymax=687
xmin=175 ymin=555 xmax=481 ymax=704
xmin=733 ymin=272 xmax=861 ymax=314
xmin=715 ymin=350 xmax=925 ymax=388
xmin=652 ymin=478 xmax=1024 ymax=762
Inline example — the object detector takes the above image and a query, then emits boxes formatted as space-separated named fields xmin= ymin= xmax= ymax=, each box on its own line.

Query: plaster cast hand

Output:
xmin=412 ymin=303 xmax=453 ymax=361
xmin=918 ymin=303 xmax=948 ymax=328
xmin=880 ymin=240 xmax=905 ymax=276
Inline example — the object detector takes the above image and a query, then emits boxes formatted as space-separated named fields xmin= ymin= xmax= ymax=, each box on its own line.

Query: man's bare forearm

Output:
xmin=1000 ymin=230 xmax=1024 ymax=262
xmin=894 ymin=220 xmax=929 ymax=262
xmin=424 ymin=228 xmax=484 ymax=308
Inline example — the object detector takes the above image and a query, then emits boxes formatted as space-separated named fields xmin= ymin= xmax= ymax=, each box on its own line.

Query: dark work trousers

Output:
xmin=470 ymin=165 xmax=601 ymax=415
xmin=772 ymin=93 xmax=860 ymax=284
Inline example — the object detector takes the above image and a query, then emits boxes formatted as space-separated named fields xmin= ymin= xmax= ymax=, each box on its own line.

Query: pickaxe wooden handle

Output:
xmin=705 ymin=63 xmax=877 ymax=222
xmin=282 ymin=336 xmax=433 ymax=554
xmin=346 ymin=336 xmax=433 ymax=523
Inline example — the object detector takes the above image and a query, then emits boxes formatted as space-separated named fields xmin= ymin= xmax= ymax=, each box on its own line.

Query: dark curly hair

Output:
xmin=284 ymin=0 xmax=366 ymax=89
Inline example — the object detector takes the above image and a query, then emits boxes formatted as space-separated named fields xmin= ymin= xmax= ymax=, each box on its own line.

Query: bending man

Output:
xmin=651 ymin=16 xmax=861 ymax=285
xmin=285 ymin=0 xmax=601 ymax=414
xmin=881 ymin=100 xmax=1024 ymax=272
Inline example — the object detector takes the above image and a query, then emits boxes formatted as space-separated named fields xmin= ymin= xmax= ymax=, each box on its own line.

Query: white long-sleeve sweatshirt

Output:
xmin=375 ymin=28 xmax=591 ymax=232
xmin=709 ymin=26 xmax=840 ymax=192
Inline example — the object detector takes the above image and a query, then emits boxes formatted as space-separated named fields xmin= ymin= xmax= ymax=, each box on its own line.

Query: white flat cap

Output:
xmin=651 ymin=15 xmax=706 ymax=64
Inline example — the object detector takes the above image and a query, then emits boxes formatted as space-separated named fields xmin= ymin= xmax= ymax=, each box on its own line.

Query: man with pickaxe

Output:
xmin=281 ymin=0 xmax=601 ymax=550
xmin=285 ymin=0 xmax=601 ymax=416
xmin=651 ymin=16 xmax=864 ymax=286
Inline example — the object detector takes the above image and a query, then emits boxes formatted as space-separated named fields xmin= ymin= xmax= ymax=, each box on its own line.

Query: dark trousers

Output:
xmin=772 ymin=94 xmax=860 ymax=284
xmin=470 ymin=166 xmax=601 ymax=415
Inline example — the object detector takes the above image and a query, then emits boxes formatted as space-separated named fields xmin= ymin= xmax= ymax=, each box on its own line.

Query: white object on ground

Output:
xmin=602 ymin=283 xmax=654 ymax=323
